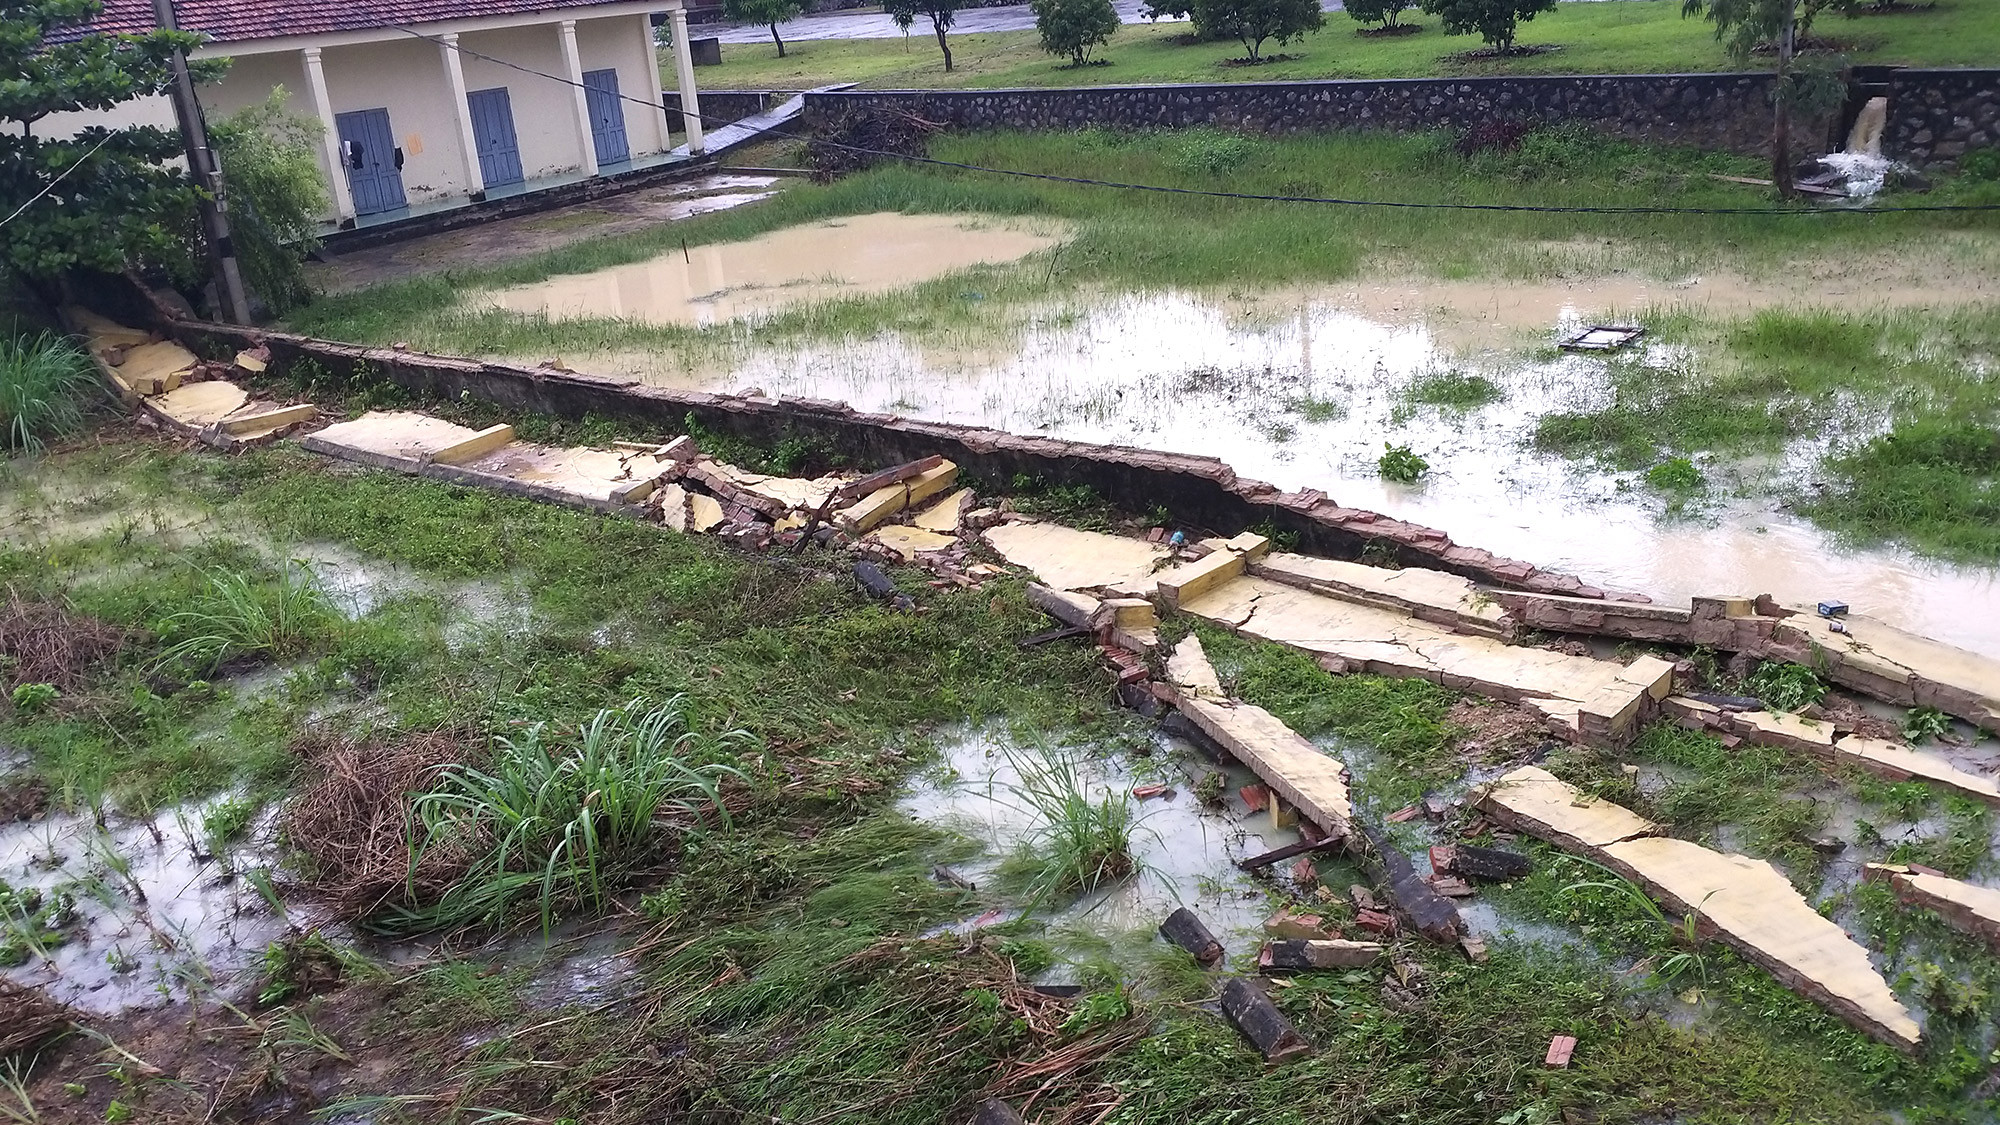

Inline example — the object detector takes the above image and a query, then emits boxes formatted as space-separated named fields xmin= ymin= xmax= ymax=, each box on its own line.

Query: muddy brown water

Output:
xmin=481 ymin=212 xmax=1066 ymax=327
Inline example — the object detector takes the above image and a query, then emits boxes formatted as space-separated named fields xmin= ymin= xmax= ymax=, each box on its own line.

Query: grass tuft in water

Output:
xmin=151 ymin=561 xmax=341 ymax=678
xmin=1801 ymin=419 xmax=2000 ymax=563
xmin=1401 ymin=370 xmax=1504 ymax=412
xmin=998 ymin=743 xmax=1137 ymax=905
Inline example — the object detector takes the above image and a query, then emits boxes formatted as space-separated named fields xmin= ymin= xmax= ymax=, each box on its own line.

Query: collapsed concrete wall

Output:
xmin=153 ymin=317 xmax=1617 ymax=601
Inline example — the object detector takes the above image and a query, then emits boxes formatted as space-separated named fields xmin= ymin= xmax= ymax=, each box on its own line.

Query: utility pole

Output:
xmin=151 ymin=0 xmax=251 ymax=324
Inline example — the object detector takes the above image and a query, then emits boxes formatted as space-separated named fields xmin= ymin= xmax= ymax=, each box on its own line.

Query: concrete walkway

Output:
xmin=670 ymin=85 xmax=833 ymax=159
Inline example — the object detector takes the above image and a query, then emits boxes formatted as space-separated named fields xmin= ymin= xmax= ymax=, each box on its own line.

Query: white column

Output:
xmin=639 ymin=13 xmax=672 ymax=152
xmin=437 ymin=33 xmax=486 ymax=196
xmin=301 ymin=47 xmax=356 ymax=224
xmin=558 ymin=19 xmax=599 ymax=176
xmin=669 ymin=7 xmax=703 ymax=155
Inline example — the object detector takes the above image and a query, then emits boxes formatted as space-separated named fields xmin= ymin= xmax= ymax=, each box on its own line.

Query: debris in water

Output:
xmin=1559 ymin=324 xmax=1646 ymax=352
xmin=1159 ymin=905 xmax=1226 ymax=966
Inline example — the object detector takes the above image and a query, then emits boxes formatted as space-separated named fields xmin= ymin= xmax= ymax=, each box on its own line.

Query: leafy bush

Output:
xmin=1170 ymin=128 xmax=1255 ymax=173
xmin=1902 ymin=706 xmax=1952 ymax=744
xmin=1378 ymin=443 xmax=1430 ymax=482
xmin=1189 ymin=0 xmax=1325 ymax=59
xmin=1033 ymin=0 xmax=1119 ymax=64
xmin=0 ymin=330 xmax=96 ymax=454
xmin=1961 ymin=148 xmax=2000 ymax=182
xmin=391 ymin=698 xmax=749 ymax=932
xmin=209 ymin=90 xmax=332 ymax=315
xmin=9 ymin=682 xmax=57 ymax=714
xmin=1347 ymin=0 xmax=1416 ymax=29
xmin=1421 ymin=0 xmax=1555 ymax=52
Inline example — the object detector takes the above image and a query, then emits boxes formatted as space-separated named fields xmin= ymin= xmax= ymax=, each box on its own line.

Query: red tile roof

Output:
xmin=81 ymin=0 xmax=648 ymax=44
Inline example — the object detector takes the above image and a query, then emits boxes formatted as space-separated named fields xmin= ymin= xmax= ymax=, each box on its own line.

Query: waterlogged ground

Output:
xmin=7 ymin=436 xmax=2000 ymax=1120
xmin=515 ymin=261 xmax=2000 ymax=657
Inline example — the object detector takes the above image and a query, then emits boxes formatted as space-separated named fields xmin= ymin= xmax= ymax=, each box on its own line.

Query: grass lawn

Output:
xmin=677 ymin=0 xmax=2000 ymax=90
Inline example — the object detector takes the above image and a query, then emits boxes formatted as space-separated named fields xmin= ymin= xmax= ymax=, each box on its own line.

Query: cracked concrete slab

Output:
xmin=983 ymin=521 xmax=1169 ymax=595
xmin=1866 ymin=863 xmax=2000 ymax=950
xmin=1254 ymin=552 xmax=1514 ymax=638
xmin=1483 ymin=766 xmax=1921 ymax=1050
xmin=1180 ymin=574 xmax=1653 ymax=741
xmin=1165 ymin=636 xmax=1353 ymax=836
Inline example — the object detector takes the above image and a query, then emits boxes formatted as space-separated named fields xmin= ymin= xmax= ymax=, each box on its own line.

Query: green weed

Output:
xmin=386 ymin=698 xmax=749 ymax=933
xmin=1643 ymin=456 xmax=1705 ymax=493
xmin=151 ymin=561 xmax=340 ymax=678
xmin=1377 ymin=443 xmax=1429 ymax=483
xmin=0 ymin=330 xmax=96 ymax=454
xmin=1902 ymin=706 xmax=1952 ymax=744
xmin=1400 ymin=370 xmax=1503 ymax=412
xmin=1745 ymin=661 xmax=1827 ymax=713
xmin=9 ymin=683 xmax=56 ymax=714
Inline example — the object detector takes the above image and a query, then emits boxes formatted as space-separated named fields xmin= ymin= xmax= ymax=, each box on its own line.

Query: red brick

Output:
xmin=1545 ymin=1035 xmax=1578 ymax=1068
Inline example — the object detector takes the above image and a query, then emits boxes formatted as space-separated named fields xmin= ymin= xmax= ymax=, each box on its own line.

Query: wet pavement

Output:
xmin=699 ymin=1 xmax=1208 ymax=45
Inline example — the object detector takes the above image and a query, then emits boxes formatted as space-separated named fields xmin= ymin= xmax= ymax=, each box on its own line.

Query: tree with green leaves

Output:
xmin=1190 ymin=0 xmax=1324 ymax=61
xmin=1347 ymin=0 xmax=1417 ymax=31
xmin=1682 ymin=0 xmax=1843 ymax=198
xmin=723 ymin=0 xmax=806 ymax=57
xmin=886 ymin=0 xmax=965 ymax=71
xmin=1 ymin=0 xmax=221 ymax=294
xmin=209 ymin=89 xmax=328 ymax=315
xmin=1421 ymin=0 xmax=1555 ymax=53
xmin=1033 ymin=0 xmax=1119 ymax=65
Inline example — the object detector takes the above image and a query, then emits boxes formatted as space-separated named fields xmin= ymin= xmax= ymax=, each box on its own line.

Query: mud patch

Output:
xmin=480 ymin=212 xmax=1067 ymax=327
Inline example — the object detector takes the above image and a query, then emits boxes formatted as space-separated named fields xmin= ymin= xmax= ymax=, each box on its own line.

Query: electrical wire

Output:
xmin=0 ymin=131 xmax=117 ymax=229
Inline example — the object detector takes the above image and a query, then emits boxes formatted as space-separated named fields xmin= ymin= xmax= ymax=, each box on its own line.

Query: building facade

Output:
xmin=73 ymin=0 xmax=709 ymax=226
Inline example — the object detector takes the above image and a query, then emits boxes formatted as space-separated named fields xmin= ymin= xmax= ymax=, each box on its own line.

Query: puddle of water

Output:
xmin=1 ymin=794 xmax=306 ymax=1014
xmin=902 ymin=726 xmax=1307 ymax=965
xmin=567 ymin=284 xmax=2000 ymax=658
xmin=481 ymin=212 xmax=1066 ymax=328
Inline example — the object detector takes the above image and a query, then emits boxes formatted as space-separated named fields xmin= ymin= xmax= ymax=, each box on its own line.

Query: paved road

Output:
xmin=700 ymin=0 xmax=1340 ymax=44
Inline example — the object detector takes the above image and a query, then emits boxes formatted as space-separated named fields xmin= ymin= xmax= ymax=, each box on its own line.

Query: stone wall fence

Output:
xmin=802 ymin=67 xmax=2000 ymax=167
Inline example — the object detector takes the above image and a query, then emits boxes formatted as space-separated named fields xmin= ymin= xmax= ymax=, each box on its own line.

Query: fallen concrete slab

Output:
xmin=1663 ymin=698 xmax=2000 ymax=807
xmin=983 ymin=521 xmax=1168 ymax=595
xmin=1490 ymin=591 xmax=2000 ymax=732
xmin=1178 ymin=573 xmax=1661 ymax=744
xmin=1164 ymin=635 xmax=1353 ymax=837
xmin=1481 ymin=766 xmax=1920 ymax=1050
xmin=1256 ymin=552 xmax=1514 ymax=639
xmin=1865 ymin=863 xmax=2000 ymax=949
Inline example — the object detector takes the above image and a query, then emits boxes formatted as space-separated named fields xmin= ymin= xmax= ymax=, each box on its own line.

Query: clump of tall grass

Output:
xmin=152 ymin=561 xmax=340 ymax=677
xmin=1001 ymin=745 xmax=1137 ymax=906
xmin=381 ymin=698 xmax=748 ymax=934
xmin=1 ymin=329 xmax=97 ymax=454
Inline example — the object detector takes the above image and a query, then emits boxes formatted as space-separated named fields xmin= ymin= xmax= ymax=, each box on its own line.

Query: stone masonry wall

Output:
xmin=661 ymin=89 xmax=775 ymax=125
xmin=804 ymin=74 xmax=1794 ymax=155
xmin=803 ymin=69 xmax=2000 ymax=165
xmin=1885 ymin=69 xmax=2000 ymax=168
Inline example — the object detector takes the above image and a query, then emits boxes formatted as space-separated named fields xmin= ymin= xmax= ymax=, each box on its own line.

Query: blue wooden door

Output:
xmin=582 ymin=68 xmax=630 ymax=166
xmin=334 ymin=108 xmax=406 ymax=215
xmin=467 ymin=87 xmax=525 ymax=187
